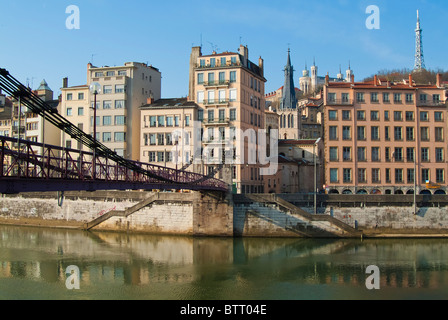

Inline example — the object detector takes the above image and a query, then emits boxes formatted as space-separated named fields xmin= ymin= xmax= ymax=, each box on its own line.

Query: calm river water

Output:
xmin=1 ymin=224 xmax=448 ymax=300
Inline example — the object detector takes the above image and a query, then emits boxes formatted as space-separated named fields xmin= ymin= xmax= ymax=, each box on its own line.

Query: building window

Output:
xmin=371 ymin=126 xmax=380 ymax=141
xmin=394 ymin=148 xmax=403 ymax=161
xmin=118 ymin=70 xmax=127 ymax=76
xmin=383 ymin=93 xmax=390 ymax=103
xmin=420 ymin=111 xmax=429 ymax=121
xmin=394 ymin=93 xmax=402 ymax=103
xmin=435 ymin=112 xmax=444 ymax=122
xmin=229 ymin=89 xmax=237 ymax=102
xmin=405 ymin=93 xmax=414 ymax=103
xmin=208 ymin=110 xmax=215 ymax=123
xmin=433 ymin=95 xmax=441 ymax=103
xmin=78 ymin=93 xmax=84 ymax=100
xmin=341 ymin=93 xmax=350 ymax=103
xmin=103 ymin=85 xmax=112 ymax=94
xmin=385 ymin=126 xmax=390 ymax=140
xmin=230 ymin=71 xmax=237 ymax=83
xmin=421 ymin=148 xmax=429 ymax=162
xmin=328 ymin=93 xmax=336 ymax=102
xmin=148 ymin=152 xmax=156 ymax=162
xmin=407 ymin=169 xmax=415 ymax=184
xmin=208 ymin=73 xmax=215 ymax=84
xmin=357 ymin=111 xmax=366 ymax=121
xmin=405 ymin=111 xmax=414 ymax=121
xmin=343 ymin=147 xmax=351 ymax=161
xmin=198 ymin=73 xmax=204 ymax=85
xmin=103 ymin=101 xmax=112 ymax=109
xmin=358 ymin=169 xmax=367 ymax=183
xmin=329 ymin=126 xmax=338 ymax=140
xmin=210 ymin=58 xmax=216 ymax=67
xmin=394 ymin=127 xmax=403 ymax=141
xmin=103 ymin=132 xmax=111 ymax=142
xmin=329 ymin=110 xmax=338 ymax=120
xmin=230 ymin=109 xmax=236 ymax=121
xmin=219 ymin=72 xmax=226 ymax=84
xmin=435 ymin=127 xmax=444 ymax=142
xmin=157 ymin=152 xmax=165 ymax=163
xmin=343 ymin=169 xmax=352 ymax=183
xmin=407 ymin=148 xmax=415 ymax=162
xmin=342 ymin=110 xmax=351 ymax=121
xmin=115 ymin=116 xmax=126 ymax=126
xmin=395 ymin=169 xmax=404 ymax=183
xmin=197 ymin=91 xmax=205 ymax=104
xmin=103 ymin=116 xmax=112 ymax=126
xmin=357 ymin=147 xmax=366 ymax=162
xmin=158 ymin=116 xmax=165 ymax=127
xmin=384 ymin=110 xmax=390 ymax=121
xmin=114 ymin=132 xmax=126 ymax=142
xmin=330 ymin=168 xmax=338 ymax=183
xmin=66 ymin=93 xmax=73 ymax=101
xmin=394 ymin=111 xmax=402 ymax=121
xmin=421 ymin=127 xmax=429 ymax=141
xmin=406 ymin=127 xmax=414 ymax=141
xmin=78 ymin=107 xmax=84 ymax=116
xmin=385 ymin=169 xmax=391 ymax=183
xmin=149 ymin=134 xmax=156 ymax=146
xmin=149 ymin=116 xmax=157 ymax=127
xmin=115 ymin=85 xmax=125 ymax=93
xmin=166 ymin=116 xmax=174 ymax=127
xmin=372 ymin=147 xmax=380 ymax=162
xmin=436 ymin=148 xmax=444 ymax=162
xmin=329 ymin=147 xmax=338 ymax=161
xmin=357 ymin=126 xmax=366 ymax=140
xmin=436 ymin=169 xmax=445 ymax=183
xmin=115 ymin=100 xmax=125 ymax=109
xmin=157 ymin=133 xmax=164 ymax=146
xmin=372 ymin=169 xmax=380 ymax=183
xmin=419 ymin=94 xmax=427 ymax=102
xmin=422 ymin=169 xmax=430 ymax=183
xmin=66 ymin=108 xmax=72 ymax=116
xmin=371 ymin=93 xmax=379 ymax=103
xmin=356 ymin=92 xmax=365 ymax=103
xmin=342 ymin=126 xmax=351 ymax=140
xmin=370 ymin=111 xmax=379 ymax=121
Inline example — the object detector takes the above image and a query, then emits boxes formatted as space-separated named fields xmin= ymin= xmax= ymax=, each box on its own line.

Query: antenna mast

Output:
xmin=414 ymin=10 xmax=425 ymax=71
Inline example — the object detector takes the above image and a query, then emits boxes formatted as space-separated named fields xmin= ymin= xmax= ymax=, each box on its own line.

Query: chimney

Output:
xmin=63 ymin=77 xmax=68 ymax=89
xmin=188 ymin=46 xmax=202 ymax=102
xmin=374 ymin=75 xmax=378 ymax=86
xmin=147 ymin=95 xmax=154 ymax=105
xmin=351 ymin=74 xmax=355 ymax=83
xmin=325 ymin=73 xmax=329 ymax=86
xmin=437 ymin=73 xmax=442 ymax=88
xmin=409 ymin=74 xmax=413 ymax=87
xmin=259 ymin=56 xmax=264 ymax=77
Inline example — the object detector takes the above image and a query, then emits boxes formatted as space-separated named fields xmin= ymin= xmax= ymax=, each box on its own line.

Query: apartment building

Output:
xmin=298 ymin=95 xmax=324 ymax=139
xmin=140 ymin=97 xmax=199 ymax=172
xmin=8 ymin=80 xmax=60 ymax=155
xmin=61 ymin=62 xmax=161 ymax=161
xmin=188 ymin=45 xmax=267 ymax=194
xmin=324 ymin=74 xmax=447 ymax=195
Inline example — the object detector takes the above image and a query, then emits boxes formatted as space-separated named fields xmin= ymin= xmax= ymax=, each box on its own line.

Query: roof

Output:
xmin=37 ymin=79 xmax=52 ymax=91
xmin=0 ymin=105 xmax=12 ymax=120
xmin=141 ymin=98 xmax=199 ymax=110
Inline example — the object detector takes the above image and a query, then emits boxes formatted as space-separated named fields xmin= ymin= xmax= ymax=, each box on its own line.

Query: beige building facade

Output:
xmin=61 ymin=62 xmax=161 ymax=161
xmin=324 ymin=74 xmax=448 ymax=195
xmin=188 ymin=45 xmax=267 ymax=194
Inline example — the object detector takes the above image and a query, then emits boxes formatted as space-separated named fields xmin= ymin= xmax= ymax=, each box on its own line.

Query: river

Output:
xmin=1 ymin=224 xmax=448 ymax=301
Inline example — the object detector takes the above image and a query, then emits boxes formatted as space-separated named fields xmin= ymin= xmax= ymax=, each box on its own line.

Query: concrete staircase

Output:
xmin=245 ymin=194 xmax=363 ymax=238
xmin=82 ymin=193 xmax=159 ymax=231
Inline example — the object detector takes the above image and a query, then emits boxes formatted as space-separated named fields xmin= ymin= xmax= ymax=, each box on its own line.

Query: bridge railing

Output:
xmin=0 ymin=136 xmax=228 ymax=191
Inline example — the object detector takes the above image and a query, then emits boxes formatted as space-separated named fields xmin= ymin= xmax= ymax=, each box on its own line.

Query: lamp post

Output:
xmin=314 ymin=138 xmax=322 ymax=215
xmin=89 ymin=82 xmax=101 ymax=180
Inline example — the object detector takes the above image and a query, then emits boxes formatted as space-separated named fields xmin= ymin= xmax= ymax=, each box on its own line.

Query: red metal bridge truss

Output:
xmin=0 ymin=68 xmax=228 ymax=194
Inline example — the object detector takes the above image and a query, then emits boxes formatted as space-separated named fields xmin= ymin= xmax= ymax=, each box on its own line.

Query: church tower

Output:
xmin=281 ymin=48 xmax=297 ymax=110
xmin=310 ymin=58 xmax=318 ymax=92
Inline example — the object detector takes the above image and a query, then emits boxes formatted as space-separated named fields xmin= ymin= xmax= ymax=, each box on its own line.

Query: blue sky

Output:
xmin=0 ymin=0 xmax=447 ymax=98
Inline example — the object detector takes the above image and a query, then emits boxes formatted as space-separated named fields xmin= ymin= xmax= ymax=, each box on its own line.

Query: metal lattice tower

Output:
xmin=414 ymin=10 xmax=426 ymax=71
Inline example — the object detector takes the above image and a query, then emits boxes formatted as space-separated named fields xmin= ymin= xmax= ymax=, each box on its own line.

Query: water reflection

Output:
xmin=1 ymin=225 xmax=448 ymax=299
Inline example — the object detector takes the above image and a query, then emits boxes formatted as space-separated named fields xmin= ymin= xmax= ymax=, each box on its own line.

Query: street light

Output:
xmin=89 ymin=82 xmax=101 ymax=179
xmin=314 ymin=138 xmax=322 ymax=215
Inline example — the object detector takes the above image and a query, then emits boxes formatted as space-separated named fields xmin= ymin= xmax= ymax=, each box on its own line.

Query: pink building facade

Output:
xmin=324 ymin=74 xmax=447 ymax=195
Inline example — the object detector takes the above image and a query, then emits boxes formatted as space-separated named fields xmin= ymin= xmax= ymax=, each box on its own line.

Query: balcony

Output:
xmin=204 ymin=99 xmax=230 ymax=106
xmin=203 ymin=81 xmax=230 ymax=88
xmin=417 ymin=100 xmax=446 ymax=107
xmin=195 ymin=62 xmax=242 ymax=70
xmin=326 ymin=99 xmax=354 ymax=106
xmin=205 ymin=118 xmax=231 ymax=126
